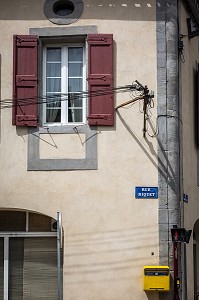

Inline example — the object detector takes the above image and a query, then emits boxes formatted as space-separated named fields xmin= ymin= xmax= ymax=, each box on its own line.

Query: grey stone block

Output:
xmin=29 ymin=25 xmax=98 ymax=36
xmin=159 ymin=209 xmax=169 ymax=224
xmin=159 ymin=224 xmax=169 ymax=241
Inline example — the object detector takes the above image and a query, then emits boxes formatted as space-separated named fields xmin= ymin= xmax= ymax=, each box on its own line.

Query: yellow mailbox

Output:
xmin=143 ymin=266 xmax=170 ymax=292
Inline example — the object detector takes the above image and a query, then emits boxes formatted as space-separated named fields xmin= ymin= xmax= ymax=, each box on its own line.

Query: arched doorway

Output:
xmin=0 ymin=210 xmax=62 ymax=300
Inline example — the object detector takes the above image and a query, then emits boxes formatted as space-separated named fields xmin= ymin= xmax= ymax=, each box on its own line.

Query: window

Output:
xmin=0 ymin=211 xmax=62 ymax=300
xmin=43 ymin=45 xmax=86 ymax=125
xmin=13 ymin=33 xmax=114 ymax=127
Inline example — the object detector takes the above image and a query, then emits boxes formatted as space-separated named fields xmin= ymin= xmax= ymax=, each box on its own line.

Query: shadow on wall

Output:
xmin=116 ymin=110 xmax=178 ymax=194
xmin=145 ymin=292 xmax=159 ymax=300
xmin=0 ymin=0 xmax=156 ymax=21
xmin=0 ymin=54 xmax=1 ymax=144
xmin=194 ymin=63 xmax=198 ymax=147
xmin=194 ymin=219 xmax=199 ymax=239
xmin=63 ymin=224 xmax=159 ymax=286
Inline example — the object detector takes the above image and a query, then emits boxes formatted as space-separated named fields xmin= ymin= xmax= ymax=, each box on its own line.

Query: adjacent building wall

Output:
xmin=179 ymin=1 xmax=199 ymax=299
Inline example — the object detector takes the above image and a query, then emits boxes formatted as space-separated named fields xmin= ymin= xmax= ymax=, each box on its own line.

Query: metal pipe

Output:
xmin=115 ymin=95 xmax=144 ymax=110
xmin=183 ymin=243 xmax=187 ymax=300
xmin=4 ymin=237 xmax=9 ymax=300
xmin=173 ymin=241 xmax=180 ymax=300
xmin=57 ymin=212 xmax=61 ymax=300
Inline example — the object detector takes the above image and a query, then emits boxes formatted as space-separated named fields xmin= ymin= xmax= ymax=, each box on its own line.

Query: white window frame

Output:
xmin=43 ymin=43 xmax=86 ymax=126
xmin=0 ymin=211 xmax=58 ymax=300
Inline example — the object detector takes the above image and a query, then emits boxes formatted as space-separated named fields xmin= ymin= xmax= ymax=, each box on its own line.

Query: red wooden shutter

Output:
xmin=13 ymin=35 xmax=38 ymax=126
xmin=87 ymin=34 xmax=114 ymax=126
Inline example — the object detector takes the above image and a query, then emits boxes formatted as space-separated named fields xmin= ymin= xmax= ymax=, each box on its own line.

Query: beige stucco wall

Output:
xmin=179 ymin=2 xmax=199 ymax=299
xmin=0 ymin=1 xmax=159 ymax=299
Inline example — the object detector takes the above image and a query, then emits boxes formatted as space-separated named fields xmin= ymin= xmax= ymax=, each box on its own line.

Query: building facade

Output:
xmin=0 ymin=0 xmax=198 ymax=299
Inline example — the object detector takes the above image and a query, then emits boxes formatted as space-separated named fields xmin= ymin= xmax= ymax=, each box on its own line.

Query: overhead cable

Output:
xmin=0 ymin=85 xmax=133 ymax=109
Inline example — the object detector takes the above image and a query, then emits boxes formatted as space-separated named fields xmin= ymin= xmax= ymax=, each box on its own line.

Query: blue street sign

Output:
xmin=183 ymin=194 xmax=188 ymax=203
xmin=135 ymin=187 xmax=158 ymax=199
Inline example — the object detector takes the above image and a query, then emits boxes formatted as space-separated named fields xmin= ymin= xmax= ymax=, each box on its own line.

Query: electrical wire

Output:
xmin=146 ymin=112 xmax=157 ymax=138
xmin=0 ymin=85 xmax=133 ymax=109
xmin=146 ymin=114 xmax=183 ymax=138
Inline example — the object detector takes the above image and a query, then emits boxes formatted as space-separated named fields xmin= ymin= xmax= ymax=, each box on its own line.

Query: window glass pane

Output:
xmin=0 ymin=211 xmax=26 ymax=231
xmin=68 ymin=93 xmax=82 ymax=108
xmin=68 ymin=47 xmax=83 ymax=62
xmin=29 ymin=213 xmax=53 ymax=232
xmin=46 ymin=78 xmax=61 ymax=93
xmin=68 ymin=62 xmax=82 ymax=77
xmin=46 ymin=108 xmax=61 ymax=123
xmin=47 ymin=48 xmax=61 ymax=62
xmin=0 ymin=238 xmax=3 ymax=300
xmin=46 ymin=94 xmax=61 ymax=123
xmin=68 ymin=78 xmax=82 ymax=92
xmin=68 ymin=108 xmax=82 ymax=123
xmin=47 ymin=63 xmax=61 ymax=77
xmin=46 ymin=94 xmax=61 ymax=108
xmin=9 ymin=238 xmax=24 ymax=300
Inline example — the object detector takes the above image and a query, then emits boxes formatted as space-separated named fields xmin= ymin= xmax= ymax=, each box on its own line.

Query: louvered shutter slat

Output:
xmin=23 ymin=238 xmax=58 ymax=300
xmin=13 ymin=35 xmax=38 ymax=126
xmin=87 ymin=34 xmax=114 ymax=126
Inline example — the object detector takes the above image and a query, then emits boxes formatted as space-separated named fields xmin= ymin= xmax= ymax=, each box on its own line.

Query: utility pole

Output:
xmin=183 ymin=242 xmax=187 ymax=300
xmin=143 ymin=85 xmax=149 ymax=138
xmin=115 ymin=80 xmax=154 ymax=137
xmin=173 ymin=239 xmax=180 ymax=300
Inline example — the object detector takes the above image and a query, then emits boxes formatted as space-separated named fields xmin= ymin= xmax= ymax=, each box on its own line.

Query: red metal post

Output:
xmin=173 ymin=241 xmax=180 ymax=300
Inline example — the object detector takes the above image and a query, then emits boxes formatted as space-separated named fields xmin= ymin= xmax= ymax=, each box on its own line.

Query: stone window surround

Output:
xmin=28 ymin=26 xmax=98 ymax=171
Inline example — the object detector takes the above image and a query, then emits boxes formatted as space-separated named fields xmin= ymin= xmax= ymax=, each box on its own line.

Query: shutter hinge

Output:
xmin=87 ymin=115 xmax=108 ymax=120
xmin=88 ymin=37 xmax=107 ymax=42
xmin=17 ymin=77 xmax=38 ymax=82
xmin=17 ymin=116 xmax=37 ymax=122
xmin=87 ymin=76 xmax=107 ymax=81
